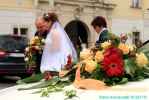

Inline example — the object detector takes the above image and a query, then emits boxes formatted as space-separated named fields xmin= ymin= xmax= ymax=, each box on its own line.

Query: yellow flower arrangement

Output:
xmin=95 ymin=51 xmax=104 ymax=63
xmin=30 ymin=40 xmax=35 ymax=45
xmin=80 ymin=49 xmax=93 ymax=61
xmin=118 ymin=43 xmax=129 ymax=54
xmin=136 ymin=52 xmax=149 ymax=67
xmin=30 ymin=38 xmax=35 ymax=45
xmin=20 ymin=32 xmax=149 ymax=94
xmin=101 ymin=41 xmax=111 ymax=49
xmin=29 ymin=36 xmax=40 ymax=45
xmin=83 ymin=60 xmax=97 ymax=73
xmin=25 ymin=36 xmax=45 ymax=68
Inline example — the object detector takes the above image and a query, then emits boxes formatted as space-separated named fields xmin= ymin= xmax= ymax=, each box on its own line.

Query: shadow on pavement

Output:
xmin=0 ymin=76 xmax=20 ymax=90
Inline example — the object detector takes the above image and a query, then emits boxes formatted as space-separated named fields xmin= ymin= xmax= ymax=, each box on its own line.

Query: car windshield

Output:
xmin=0 ymin=35 xmax=28 ymax=52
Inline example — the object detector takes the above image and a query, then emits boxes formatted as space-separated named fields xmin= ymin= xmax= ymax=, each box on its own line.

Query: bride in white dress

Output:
xmin=39 ymin=13 xmax=77 ymax=74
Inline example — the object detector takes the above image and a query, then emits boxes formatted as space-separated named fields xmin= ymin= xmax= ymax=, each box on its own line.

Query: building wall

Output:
xmin=111 ymin=0 xmax=149 ymax=42
xmin=112 ymin=0 xmax=143 ymax=19
xmin=0 ymin=0 xmax=148 ymax=43
xmin=143 ymin=0 xmax=149 ymax=10
xmin=0 ymin=10 xmax=36 ymax=37
xmin=0 ymin=0 xmax=36 ymax=38
xmin=0 ymin=0 xmax=34 ymax=10
xmin=142 ymin=0 xmax=149 ymax=42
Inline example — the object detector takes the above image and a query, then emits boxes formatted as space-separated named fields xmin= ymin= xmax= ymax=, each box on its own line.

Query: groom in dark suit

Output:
xmin=34 ymin=17 xmax=50 ymax=74
xmin=91 ymin=16 xmax=110 ymax=48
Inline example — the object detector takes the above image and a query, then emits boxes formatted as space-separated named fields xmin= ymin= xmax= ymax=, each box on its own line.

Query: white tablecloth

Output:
xmin=0 ymin=79 xmax=149 ymax=100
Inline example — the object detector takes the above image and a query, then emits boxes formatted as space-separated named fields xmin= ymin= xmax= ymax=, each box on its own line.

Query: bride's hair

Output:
xmin=43 ymin=12 xmax=59 ymax=24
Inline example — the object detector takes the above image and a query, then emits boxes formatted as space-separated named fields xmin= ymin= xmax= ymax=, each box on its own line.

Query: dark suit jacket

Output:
xmin=95 ymin=30 xmax=109 ymax=48
xmin=34 ymin=31 xmax=48 ymax=73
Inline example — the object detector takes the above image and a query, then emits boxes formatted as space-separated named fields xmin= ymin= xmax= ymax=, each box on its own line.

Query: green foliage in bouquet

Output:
xmin=16 ymin=73 xmax=44 ymax=84
xmin=108 ymin=32 xmax=120 ymax=47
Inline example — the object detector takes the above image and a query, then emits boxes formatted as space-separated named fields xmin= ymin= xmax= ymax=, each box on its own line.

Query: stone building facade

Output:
xmin=36 ymin=0 xmax=116 ymax=46
xmin=0 ymin=0 xmax=149 ymax=46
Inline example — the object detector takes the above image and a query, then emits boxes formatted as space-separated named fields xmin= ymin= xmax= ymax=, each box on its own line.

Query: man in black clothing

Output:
xmin=34 ymin=31 xmax=48 ymax=73
xmin=34 ymin=17 xmax=50 ymax=73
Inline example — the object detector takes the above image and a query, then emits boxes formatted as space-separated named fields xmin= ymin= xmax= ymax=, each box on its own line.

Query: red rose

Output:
xmin=102 ymin=47 xmax=124 ymax=77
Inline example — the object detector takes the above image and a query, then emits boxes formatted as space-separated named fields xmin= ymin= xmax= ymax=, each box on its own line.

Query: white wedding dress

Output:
xmin=40 ymin=22 xmax=77 ymax=73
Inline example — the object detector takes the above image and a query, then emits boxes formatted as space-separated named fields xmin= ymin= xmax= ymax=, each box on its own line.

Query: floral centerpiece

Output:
xmin=78 ymin=40 xmax=149 ymax=85
xmin=17 ymin=33 xmax=149 ymax=97
xmin=24 ymin=36 xmax=45 ymax=69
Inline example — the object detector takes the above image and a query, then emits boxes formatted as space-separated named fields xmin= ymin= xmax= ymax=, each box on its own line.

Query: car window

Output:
xmin=0 ymin=35 xmax=28 ymax=52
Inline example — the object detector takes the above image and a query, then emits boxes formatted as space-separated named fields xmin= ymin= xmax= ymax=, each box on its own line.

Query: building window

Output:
xmin=20 ymin=28 xmax=28 ymax=35
xmin=131 ymin=0 xmax=141 ymax=8
xmin=13 ymin=26 xmax=28 ymax=36
xmin=13 ymin=27 xmax=19 ymax=35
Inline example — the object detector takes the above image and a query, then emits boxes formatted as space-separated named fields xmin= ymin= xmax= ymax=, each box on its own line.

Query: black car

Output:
xmin=0 ymin=35 xmax=32 ymax=78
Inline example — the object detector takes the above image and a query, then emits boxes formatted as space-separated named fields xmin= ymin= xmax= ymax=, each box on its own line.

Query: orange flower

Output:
xmin=118 ymin=43 xmax=129 ymax=54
